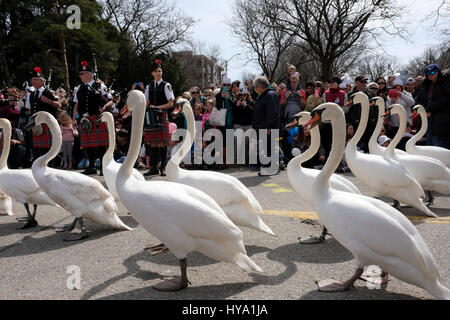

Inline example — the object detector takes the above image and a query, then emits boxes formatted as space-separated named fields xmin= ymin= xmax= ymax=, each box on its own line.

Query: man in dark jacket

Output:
xmin=415 ymin=64 xmax=450 ymax=149
xmin=347 ymin=75 xmax=375 ymax=152
xmin=252 ymin=76 xmax=280 ymax=176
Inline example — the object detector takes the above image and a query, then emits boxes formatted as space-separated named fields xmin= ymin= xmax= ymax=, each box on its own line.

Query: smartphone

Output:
xmin=388 ymin=89 xmax=399 ymax=99
xmin=223 ymin=87 xmax=227 ymax=93
xmin=314 ymin=89 xmax=320 ymax=98
xmin=136 ymin=82 xmax=141 ymax=86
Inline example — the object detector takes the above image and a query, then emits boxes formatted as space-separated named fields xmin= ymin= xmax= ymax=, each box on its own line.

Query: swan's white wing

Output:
xmin=125 ymin=181 xmax=242 ymax=242
xmin=177 ymin=170 xmax=263 ymax=213
xmin=39 ymin=168 xmax=113 ymax=213
xmin=329 ymin=191 xmax=439 ymax=279
xmin=0 ymin=169 xmax=56 ymax=205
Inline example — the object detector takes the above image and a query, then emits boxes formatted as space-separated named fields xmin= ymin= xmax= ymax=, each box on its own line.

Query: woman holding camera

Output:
xmin=143 ymin=59 xmax=175 ymax=177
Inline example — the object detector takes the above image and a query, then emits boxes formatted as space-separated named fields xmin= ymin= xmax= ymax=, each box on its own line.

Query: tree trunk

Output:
xmin=0 ymin=35 xmax=11 ymax=86
xmin=320 ymin=58 xmax=333 ymax=83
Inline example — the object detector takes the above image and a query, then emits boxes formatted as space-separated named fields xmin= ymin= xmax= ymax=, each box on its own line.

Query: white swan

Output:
xmin=368 ymin=97 xmax=407 ymax=157
xmin=406 ymin=105 xmax=450 ymax=167
xmin=345 ymin=92 xmax=436 ymax=217
xmin=98 ymin=111 xmax=144 ymax=201
xmin=166 ymin=98 xmax=275 ymax=236
xmin=286 ymin=112 xmax=361 ymax=244
xmin=0 ymin=118 xmax=58 ymax=228
xmin=0 ymin=191 xmax=13 ymax=216
xmin=383 ymin=105 xmax=450 ymax=206
xmin=306 ymin=102 xmax=450 ymax=300
xmin=116 ymin=90 xmax=262 ymax=291
xmin=29 ymin=112 xmax=132 ymax=241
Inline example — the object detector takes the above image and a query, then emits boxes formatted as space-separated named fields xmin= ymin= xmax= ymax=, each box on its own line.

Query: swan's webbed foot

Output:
xmin=298 ymin=227 xmax=328 ymax=245
xmin=17 ymin=216 xmax=29 ymax=222
xmin=153 ymin=259 xmax=190 ymax=291
xmin=144 ymin=243 xmax=170 ymax=256
xmin=63 ymin=229 xmax=89 ymax=242
xmin=63 ymin=218 xmax=89 ymax=242
xmin=316 ymin=268 xmax=364 ymax=292
xmin=55 ymin=219 xmax=77 ymax=233
xmin=20 ymin=219 xmax=38 ymax=229
xmin=19 ymin=203 xmax=38 ymax=229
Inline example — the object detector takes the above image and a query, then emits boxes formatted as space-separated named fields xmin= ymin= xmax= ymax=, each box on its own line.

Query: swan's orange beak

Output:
xmin=285 ymin=117 xmax=298 ymax=129
xmin=370 ymin=100 xmax=376 ymax=108
xmin=410 ymin=109 xmax=419 ymax=119
xmin=120 ymin=106 xmax=128 ymax=116
xmin=381 ymin=107 xmax=392 ymax=118
xmin=172 ymin=103 xmax=183 ymax=118
xmin=303 ymin=112 xmax=321 ymax=129
xmin=344 ymin=99 xmax=353 ymax=107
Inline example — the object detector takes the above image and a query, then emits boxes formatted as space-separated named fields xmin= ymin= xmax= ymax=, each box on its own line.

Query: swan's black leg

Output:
xmin=20 ymin=203 xmax=38 ymax=229
xmin=32 ymin=204 xmax=38 ymax=219
xmin=17 ymin=203 xmax=31 ymax=222
xmin=55 ymin=218 xmax=77 ymax=232
xmin=63 ymin=218 xmax=89 ymax=241
xmin=153 ymin=258 xmax=191 ymax=291
xmin=424 ymin=191 xmax=434 ymax=207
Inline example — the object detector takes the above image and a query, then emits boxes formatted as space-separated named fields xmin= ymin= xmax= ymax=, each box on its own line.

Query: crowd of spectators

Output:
xmin=0 ymin=63 xmax=448 ymax=176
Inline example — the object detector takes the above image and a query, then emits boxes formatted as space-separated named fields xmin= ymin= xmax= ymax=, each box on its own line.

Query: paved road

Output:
xmin=0 ymin=167 xmax=449 ymax=300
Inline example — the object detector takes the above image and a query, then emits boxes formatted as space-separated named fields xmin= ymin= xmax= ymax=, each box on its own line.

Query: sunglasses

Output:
xmin=79 ymin=72 xmax=87 ymax=76
xmin=192 ymin=92 xmax=200 ymax=94
xmin=377 ymin=82 xmax=386 ymax=85
xmin=427 ymin=71 xmax=436 ymax=76
xmin=370 ymin=87 xmax=378 ymax=90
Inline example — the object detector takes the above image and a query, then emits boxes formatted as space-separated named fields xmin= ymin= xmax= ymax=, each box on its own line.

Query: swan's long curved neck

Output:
xmin=35 ymin=115 xmax=62 ymax=168
xmin=369 ymin=102 xmax=385 ymax=155
xmin=348 ymin=96 xmax=368 ymax=150
xmin=315 ymin=106 xmax=346 ymax=192
xmin=103 ymin=113 xmax=116 ymax=162
xmin=386 ymin=105 xmax=406 ymax=158
xmin=0 ymin=119 xmax=12 ymax=169
xmin=289 ymin=125 xmax=321 ymax=169
xmin=408 ymin=108 xmax=427 ymax=148
xmin=121 ymin=102 xmax=145 ymax=179
xmin=166 ymin=104 xmax=195 ymax=175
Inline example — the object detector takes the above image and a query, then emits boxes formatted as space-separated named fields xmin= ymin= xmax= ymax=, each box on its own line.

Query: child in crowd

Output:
xmin=194 ymin=102 xmax=204 ymax=121
xmin=59 ymin=112 xmax=78 ymax=169
xmin=202 ymin=99 xmax=215 ymax=132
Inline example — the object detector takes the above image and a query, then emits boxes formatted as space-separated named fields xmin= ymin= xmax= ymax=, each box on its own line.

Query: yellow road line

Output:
xmin=264 ymin=210 xmax=450 ymax=225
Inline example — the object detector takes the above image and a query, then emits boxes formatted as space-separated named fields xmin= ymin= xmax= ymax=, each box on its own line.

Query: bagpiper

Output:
xmin=26 ymin=67 xmax=61 ymax=163
xmin=143 ymin=59 xmax=175 ymax=177
xmin=72 ymin=61 xmax=108 ymax=175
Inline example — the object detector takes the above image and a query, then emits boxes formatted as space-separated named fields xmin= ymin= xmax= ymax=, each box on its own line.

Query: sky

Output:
xmin=174 ymin=0 xmax=448 ymax=82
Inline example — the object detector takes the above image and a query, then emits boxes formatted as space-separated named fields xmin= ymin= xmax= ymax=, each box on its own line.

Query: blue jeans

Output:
xmin=432 ymin=136 xmax=450 ymax=149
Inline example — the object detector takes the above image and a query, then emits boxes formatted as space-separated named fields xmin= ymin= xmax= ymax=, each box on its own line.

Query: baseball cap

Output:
xmin=355 ymin=76 xmax=368 ymax=83
xmin=378 ymin=135 xmax=391 ymax=146
xmin=424 ymin=64 xmax=440 ymax=77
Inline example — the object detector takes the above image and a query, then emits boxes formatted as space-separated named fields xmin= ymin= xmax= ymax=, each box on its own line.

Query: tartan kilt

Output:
xmin=80 ymin=115 xmax=109 ymax=148
xmin=143 ymin=111 xmax=169 ymax=145
xmin=33 ymin=123 xmax=52 ymax=149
